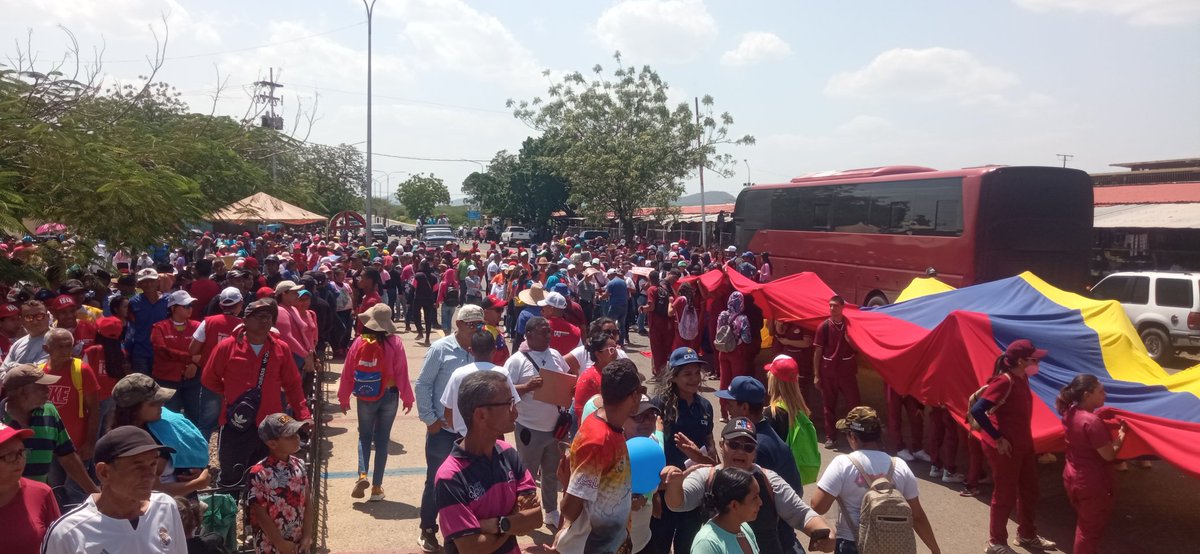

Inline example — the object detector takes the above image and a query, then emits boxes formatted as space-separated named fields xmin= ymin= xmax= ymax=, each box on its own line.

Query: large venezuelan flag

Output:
xmin=707 ymin=269 xmax=1200 ymax=479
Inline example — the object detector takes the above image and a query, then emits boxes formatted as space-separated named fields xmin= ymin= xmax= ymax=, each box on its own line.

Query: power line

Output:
xmin=102 ymin=21 xmax=367 ymax=64
xmin=283 ymin=81 xmax=509 ymax=114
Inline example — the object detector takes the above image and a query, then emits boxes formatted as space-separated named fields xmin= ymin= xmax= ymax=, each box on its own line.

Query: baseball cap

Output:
xmin=94 ymin=426 xmax=174 ymax=464
xmin=166 ymin=290 xmax=197 ymax=309
xmin=456 ymin=304 xmax=485 ymax=324
xmin=2 ymin=364 xmax=60 ymax=392
xmin=764 ymin=354 xmax=799 ymax=383
xmin=247 ymin=298 xmax=278 ymax=318
xmin=0 ymin=421 xmax=33 ymax=446
xmin=218 ymin=287 xmax=244 ymax=306
xmin=0 ymin=304 xmax=20 ymax=319
xmin=1004 ymin=339 xmax=1047 ymax=361
xmin=552 ymin=283 xmax=570 ymax=297
xmin=96 ymin=316 xmax=123 ymax=340
xmin=634 ymin=394 xmax=659 ymax=416
xmin=135 ymin=268 xmax=159 ymax=282
xmin=542 ymin=292 xmax=567 ymax=310
xmin=112 ymin=374 xmax=176 ymax=408
xmin=725 ymin=245 xmax=737 ymax=253
xmin=667 ymin=347 xmax=706 ymax=369
xmin=606 ymin=268 xmax=618 ymax=275
xmin=258 ymin=413 xmax=309 ymax=442
xmin=480 ymin=294 xmax=507 ymax=310
xmin=721 ymin=417 xmax=758 ymax=443
xmin=274 ymin=280 xmax=304 ymax=295
xmin=715 ymin=375 xmax=766 ymax=405
xmin=741 ymin=251 xmax=754 ymax=258
xmin=256 ymin=286 xmax=274 ymax=299
xmin=59 ymin=279 xmax=87 ymax=294
xmin=50 ymin=294 xmax=78 ymax=312
xmin=837 ymin=406 xmax=883 ymax=434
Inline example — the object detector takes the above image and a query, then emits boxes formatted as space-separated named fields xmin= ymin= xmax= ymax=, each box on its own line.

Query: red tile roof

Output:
xmin=1093 ymin=183 xmax=1200 ymax=205
xmin=635 ymin=203 xmax=735 ymax=216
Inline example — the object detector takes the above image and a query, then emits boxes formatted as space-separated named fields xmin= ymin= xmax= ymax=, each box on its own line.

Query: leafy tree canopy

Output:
xmin=462 ymin=135 xmax=571 ymax=228
xmin=394 ymin=173 xmax=450 ymax=220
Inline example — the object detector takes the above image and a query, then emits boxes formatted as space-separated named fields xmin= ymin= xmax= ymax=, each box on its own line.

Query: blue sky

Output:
xmin=4 ymin=0 xmax=1198 ymax=200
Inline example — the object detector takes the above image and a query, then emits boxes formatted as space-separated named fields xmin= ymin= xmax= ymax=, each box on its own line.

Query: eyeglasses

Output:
xmin=22 ymin=313 xmax=47 ymax=322
xmin=602 ymin=328 xmax=620 ymax=336
xmin=480 ymin=399 xmax=517 ymax=410
xmin=0 ymin=448 xmax=26 ymax=464
xmin=724 ymin=440 xmax=756 ymax=454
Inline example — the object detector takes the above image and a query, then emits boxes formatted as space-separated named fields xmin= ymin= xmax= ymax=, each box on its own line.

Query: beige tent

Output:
xmin=209 ymin=192 xmax=327 ymax=225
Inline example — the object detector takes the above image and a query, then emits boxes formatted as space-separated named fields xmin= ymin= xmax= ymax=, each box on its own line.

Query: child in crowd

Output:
xmin=248 ymin=413 xmax=314 ymax=554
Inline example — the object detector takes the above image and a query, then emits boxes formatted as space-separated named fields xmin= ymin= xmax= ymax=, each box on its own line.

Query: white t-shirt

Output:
xmin=42 ymin=491 xmax=188 ymax=554
xmin=815 ymin=450 xmax=920 ymax=543
xmin=567 ymin=344 xmax=629 ymax=371
xmin=504 ymin=348 xmax=571 ymax=432
xmin=439 ymin=361 xmax=521 ymax=435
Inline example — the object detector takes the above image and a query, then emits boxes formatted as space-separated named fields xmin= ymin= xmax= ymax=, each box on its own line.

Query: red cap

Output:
xmin=96 ymin=316 xmax=124 ymax=340
xmin=51 ymin=294 xmax=78 ymax=312
xmin=243 ymin=256 xmax=259 ymax=270
xmin=0 ymin=304 xmax=19 ymax=319
xmin=256 ymin=286 xmax=274 ymax=299
xmin=765 ymin=354 xmax=799 ymax=383
xmin=481 ymin=294 xmax=508 ymax=310
xmin=1004 ymin=339 xmax=1047 ymax=361
xmin=0 ymin=421 xmax=33 ymax=447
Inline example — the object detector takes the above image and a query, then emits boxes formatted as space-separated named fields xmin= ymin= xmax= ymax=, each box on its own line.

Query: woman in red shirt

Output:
xmin=83 ymin=316 xmax=129 ymax=439
xmin=355 ymin=268 xmax=383 ymax=335
xmin=1056 ymin=375 xmax=1126 ymax=554
xmin=572 ymin=327 xmax=621 ymax=421
xmin=0 ymin=423 xmax=60 ymax=554
xmin=150 ymin=291 xmax=201 ymax=428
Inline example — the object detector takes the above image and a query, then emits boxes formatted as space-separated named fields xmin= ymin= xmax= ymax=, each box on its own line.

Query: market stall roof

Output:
xmin=1094 ymin=203 xmax=1200 ymax=229
xmin=1093 ymin=182 xmax=1200 ymax=205
xmin=209 ymin=192 xmax=327 ymax=225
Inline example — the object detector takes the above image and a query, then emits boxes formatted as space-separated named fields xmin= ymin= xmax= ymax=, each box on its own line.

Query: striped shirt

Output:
xmin=0 ymin=402 xmax=75 ymax=482
xmin=435 ymin=440 xmax=535 ymax=554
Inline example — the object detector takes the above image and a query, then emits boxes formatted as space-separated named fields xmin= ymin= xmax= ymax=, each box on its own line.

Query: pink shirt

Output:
xmin=337 ymin=335 xmax=414 ymax=409
xmin=274 ymin=304 xmax=309 ymax=357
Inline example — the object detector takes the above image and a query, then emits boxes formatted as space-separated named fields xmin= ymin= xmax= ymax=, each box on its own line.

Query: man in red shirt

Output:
xmin=813 ymin=295 xmax=860 ymax=449
xmin=0 ymin=303 xmax=22 ymax=360
xmin=39 ymin=328 xmax=100 ymax=460
xmin=187 ymin=259 xmax=221 ymax=320
xmin=201 ymin=298 xmax=311 ymax=487
xmin=49 ymin=295 xmax=96 ymax=357
xmin=541 ymin=292 xmax=581 ymax=357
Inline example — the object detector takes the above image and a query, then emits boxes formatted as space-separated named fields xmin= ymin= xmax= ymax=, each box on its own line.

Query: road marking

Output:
xmin=324 ymin=467 xmax=427 ymax=479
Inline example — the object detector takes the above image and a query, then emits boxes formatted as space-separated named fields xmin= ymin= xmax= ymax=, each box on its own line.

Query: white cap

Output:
xmin=725 ymin=245 xmax=737 ymax=252
xmin=218 ymin=286 xmax=244 ymax=306
xmin=135 ymin=268 xmax=159 ymax=282
xmin=542 ymin=292 xmax=567 ymax=309
xmin=606 ymin=268 xmax=619 ymax=275
xmin=567 ymin=264 xmax=576 ymax=270
xmin=167 ymin=290 xmax=197 ymax=309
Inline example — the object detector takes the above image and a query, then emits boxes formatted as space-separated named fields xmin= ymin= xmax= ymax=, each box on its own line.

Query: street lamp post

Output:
xmin=362 ymin=0 xmax=377 ymax=233
xmin=744 ymin=159 xmax=751 ymax=187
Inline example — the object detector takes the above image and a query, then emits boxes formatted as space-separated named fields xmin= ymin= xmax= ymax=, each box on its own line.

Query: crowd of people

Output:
xmin=0 ymin=228 xmax=1132 ymax=554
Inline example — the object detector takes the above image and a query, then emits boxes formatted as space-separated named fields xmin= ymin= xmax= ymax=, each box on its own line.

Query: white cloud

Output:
xmin=826 ymin=47 xmax=1021 ymax=105
xmin=1014 ymin=0 xmax=1200 ymax=26
xmin=835 ymin=115 xmax=893 ymax=136
xmin=720 ymin=32 xmax=792 ymax=67
xmin=594 ymin=0 xmax=718 ymax=63
xmin=8 ymin=0 xmax=222 ymax=44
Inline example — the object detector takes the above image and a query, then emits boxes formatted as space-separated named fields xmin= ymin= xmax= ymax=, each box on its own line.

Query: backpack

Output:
xmin=444 ymin=283 xmax=461 ymax=307
xmin=352 ymin=337 xmax=387 ymax=402
xmin=966 ymin=373 xmax=1012 ymax=430
xmin=678 ymin=299 xmax=699 ymax=341
xmin=846 ymin=454 xmax=916 ymax=553
xmin=39 ymin=359 xmax=85 ymax=418
xmin=652 ymin=287 xmax=671 ymax=317
xmin=714 ymin=324 xmax=737 ymax=353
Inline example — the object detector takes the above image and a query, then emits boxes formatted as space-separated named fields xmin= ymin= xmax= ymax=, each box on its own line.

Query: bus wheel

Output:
xmin=865 ymin=293 xmax=889 ymax=307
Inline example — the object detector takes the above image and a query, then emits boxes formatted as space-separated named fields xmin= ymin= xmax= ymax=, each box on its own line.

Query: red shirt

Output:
xmin=61 ymin=320 xmax=97 ymax=355
xmin=573 ymin=364 xmax=601 ymax=417
xmin=41 ymin=358 xmax=101 ymax=447
xmin=980 ymin=372 xmax=1034 ymax=453
xmin=81 ymin=345 xmax=120 ymax=401
xmin=150 ymin=319 xmax=200 ymax=382
xmin=197 ymin=313 xmax=244 ymax=365
xmin=0 ymin=333 xmax=13 ymax=360
xmin=188 ymin=278 xmax=221 ymax=320
xmin=0 ymin=478 xmax=60 ymax=554
xmin=547 ymin=316 xmax=581 ymax=357
xmin=1062 ymin=406 xmax=1115 ymax=490
xmin=201 ymin=334 xmax=311 ymax=426
xmin=356 ymin=292 xmax=381 ymax=334
xmin=814 ymin=318 xmax=856 ymax=365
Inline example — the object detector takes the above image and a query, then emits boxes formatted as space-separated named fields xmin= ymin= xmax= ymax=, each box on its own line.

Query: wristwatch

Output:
xmin=496 ymin=515 xmax=511 ymax=535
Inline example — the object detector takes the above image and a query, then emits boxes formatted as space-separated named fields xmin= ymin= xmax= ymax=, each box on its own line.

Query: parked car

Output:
xmin=370 ymin=224 xmax=387 ymax=241
xmin=1090 ymin=271 xmax=1200 ymax=363
xmin=422 ymin=231 xmax=457 ymax=248
xmin=579 ymin=230 xmax=609 ymax=241
xmin=501 ymin=226 xmax=534 ymax=242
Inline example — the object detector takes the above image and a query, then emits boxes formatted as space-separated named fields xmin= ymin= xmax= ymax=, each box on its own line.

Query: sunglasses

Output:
xmin=724 ymin=440 xmax=756 ymax=454
xmin=22 ymin=313 xmax=48 ymax=322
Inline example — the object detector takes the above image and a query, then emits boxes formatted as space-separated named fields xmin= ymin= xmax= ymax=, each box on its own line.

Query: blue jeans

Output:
xmin=131 ymin=355 xmax=153 ymax=375
xmin=836 ymin=538 xmax=860 ymax=554
xmin=635 ymin=294 xmax=648 ymax=333
xmin=440 ymin=304 xmax=455 ymax=335
xmin=357 ymin=388 xmax=399 ymax=486
xmin=420 ymin=428 xmax=459 ymax=531
xmin=159 ymin=376 xmax=203 ymax=428
xmin=198 ymin=385 xmax=223 ymax=440
xmin=97 ymin=397 xmax=115 ymax=439
xmin=606 ymin=304 xmax=629 ymax=344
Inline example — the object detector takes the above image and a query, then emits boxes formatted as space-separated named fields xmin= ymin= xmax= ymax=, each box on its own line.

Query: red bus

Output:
xmin=733 ymin=165 xmax=1094 ymax=305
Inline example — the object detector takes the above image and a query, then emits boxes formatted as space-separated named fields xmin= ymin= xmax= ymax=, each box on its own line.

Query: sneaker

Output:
xmin=985 ymin=543 xmax=1019 ymax=554
xmin=418 ymin=529 xmax=442 ymax=553
xmin=960 ymin=486 xmax=979 ymax=497
xmin=942 ymin=470 xmax=965 ymax=483
xmin=352 ymin=475 xmax=369 ymax=499
xmin=929 ymin=465 xmax=941 ymax=478
xmin=897 ymin=448 xmax=915 ymax=461
xmin=1015 ymin=535 xmax=1058 ymax=551
xmin=369 ymin=486 xmax=386 ymax=502
xmin=913 ymin=449 xmax=932 ymax=463
xmin=823 ymin=439 xmax=836 ymax=450
xmin=544 ymin=510 xmax=561 ymax=528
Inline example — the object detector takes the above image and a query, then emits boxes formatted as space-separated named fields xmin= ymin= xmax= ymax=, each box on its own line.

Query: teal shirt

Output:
xmin=692 ymin=520 xmax=759 ymax=554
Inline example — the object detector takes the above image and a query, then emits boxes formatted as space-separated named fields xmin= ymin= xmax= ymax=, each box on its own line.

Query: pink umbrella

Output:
xmin=35 ymin=222 xmax=66 ymax=234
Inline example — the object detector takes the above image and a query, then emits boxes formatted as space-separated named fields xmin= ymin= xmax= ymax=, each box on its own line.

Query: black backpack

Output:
xmin=653 ymin=286 xmax=671 ymax=317
xmin=444 ymin=283 xmax=461 ymax=307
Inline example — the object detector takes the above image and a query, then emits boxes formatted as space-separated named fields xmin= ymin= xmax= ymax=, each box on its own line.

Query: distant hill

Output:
xmin=673 ymin=191 xmax=735 ymax=206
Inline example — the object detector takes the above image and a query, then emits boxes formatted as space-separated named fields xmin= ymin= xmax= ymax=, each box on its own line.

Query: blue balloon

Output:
xmin=627 ymin=436 xmax=666 ymax=496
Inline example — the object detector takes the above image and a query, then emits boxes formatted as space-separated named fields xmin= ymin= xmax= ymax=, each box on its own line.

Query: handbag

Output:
xmin=225 ymin=346 xmax=270 ymax=433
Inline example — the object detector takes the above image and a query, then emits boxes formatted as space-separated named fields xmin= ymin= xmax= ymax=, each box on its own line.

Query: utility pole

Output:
xmin=362 ymin=0 xmax=378 ymax=234
xmin=254 ymin=68 xmax=284 ymax=184
xmin=696 ymin=96 xmax=707 ymax=251
xmin=1056 ymin=153 xmax=1074 ymax=168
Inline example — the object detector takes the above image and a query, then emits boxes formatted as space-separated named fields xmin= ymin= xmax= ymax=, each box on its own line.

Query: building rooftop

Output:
xmin=1093 ymin=182 xmax=1200 ymax=205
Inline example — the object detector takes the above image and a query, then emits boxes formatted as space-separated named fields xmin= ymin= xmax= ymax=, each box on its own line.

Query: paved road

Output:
xmin=316 ymin=329 xmax=1198 ymax=554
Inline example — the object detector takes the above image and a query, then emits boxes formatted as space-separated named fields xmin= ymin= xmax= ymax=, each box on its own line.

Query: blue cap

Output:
xmin=552 ymin=283 xmax=570 ymax=296
xmin=741 ymin=251 xmax=754 ymax=258
xmin=668 ymin=347 xmax=706 ymax=369
xmin=715 ymin=376 xmax=765 ymax=405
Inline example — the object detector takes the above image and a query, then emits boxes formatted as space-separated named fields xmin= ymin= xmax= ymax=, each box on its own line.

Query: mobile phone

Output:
xmin=809 ymin=528 xmax=831 ymax=550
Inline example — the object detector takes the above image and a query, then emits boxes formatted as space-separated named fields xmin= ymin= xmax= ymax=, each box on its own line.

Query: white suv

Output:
xmin=1090 ymin=271 xmax=1200 ymax=363
xmin=500 ymin=226 xmax=533 ymax=243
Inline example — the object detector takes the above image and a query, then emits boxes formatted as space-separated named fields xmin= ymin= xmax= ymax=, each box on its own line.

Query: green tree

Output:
xmin=461 ymin=135 xmax=571 ymax=229
xmin=508 ymin=53 xmax=753 ymax=236
xmin=394 ymin=173 xmax=450 ymax=220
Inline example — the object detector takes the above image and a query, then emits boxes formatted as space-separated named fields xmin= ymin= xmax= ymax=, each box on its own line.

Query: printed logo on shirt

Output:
xmin=466 ymin=480 xmax=486 ymax=501
xmin=47 ymin=385 xmax=71 ymax=406
xmin=159 ymin=526 xmax=172 ymax=546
